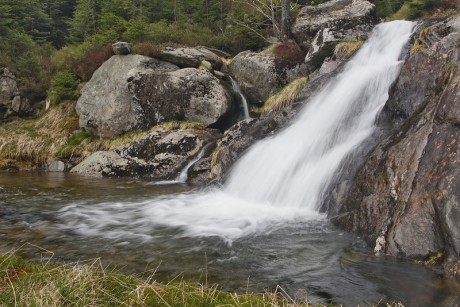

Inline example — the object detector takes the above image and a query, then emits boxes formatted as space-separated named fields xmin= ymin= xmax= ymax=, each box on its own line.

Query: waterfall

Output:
xmin=58 ymin=21 xmax=414 ymax=242
xmin=154 ymin=146 xmax=207 ymax=185
xmin=230 ymin=78 xmax=251 ymax=119
xmin=225 ymin=21 xmax=415 ymax=210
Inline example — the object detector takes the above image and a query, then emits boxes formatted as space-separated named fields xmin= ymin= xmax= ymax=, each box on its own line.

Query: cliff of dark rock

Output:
xmin=332 ymin=16 xmax=460 ymax=279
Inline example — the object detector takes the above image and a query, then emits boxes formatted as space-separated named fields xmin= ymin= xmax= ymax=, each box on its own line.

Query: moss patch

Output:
xmin=334 ymin=41 xmax=364 ymax=60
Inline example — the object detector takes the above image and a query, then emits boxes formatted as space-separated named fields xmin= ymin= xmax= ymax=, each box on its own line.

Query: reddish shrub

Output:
xmin=132 ymin=42 xmax=162 ymax=58
xmin=76 ymin=44 xmax=114 ymax=81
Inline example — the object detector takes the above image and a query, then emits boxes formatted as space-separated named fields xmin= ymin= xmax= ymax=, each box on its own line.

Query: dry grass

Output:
xmin=0 ymin=112 xmax=210 ymax=169
xmin=159 ymin=120 xmax=206 ymax=131
xmin=410 ymin=38 xmax=425 ymax=56
xmin=0 ymin=103 xmax=79 ymax=167
xmin=334 ymin=41 xmax=364 ymax=60
xmin=254 ymin=77 xmax=308 ymax=113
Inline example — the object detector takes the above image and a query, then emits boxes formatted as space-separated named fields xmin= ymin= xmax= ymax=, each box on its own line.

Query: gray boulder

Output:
xmin=0 ymin=68 xmax=26 ymax=117
xmin=76 ymin=55 xmax=232 ymax=138
xmin=71 ymin=127 xmax=221 ymax=180
xmin=292 ymin=0 xmax=377 ymax=66
xmin=0 ymin=68 xmax=19 ymax=102
xmin=229 ymin=51 xmax=310 ymax=104
xmin=76 ymin=55 xmax=177 ymax=137
xmin=128 ymin=67 xmax=232 ymax=127
xmin=112 ymin=42 xmax=131 ymax=55
xmin=160 ymin=47 xmax=223 ymax=70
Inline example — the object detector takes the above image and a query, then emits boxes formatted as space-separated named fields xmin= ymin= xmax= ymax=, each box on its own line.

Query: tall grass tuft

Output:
xmin=0 ymin=103 xmax=79 ymax=167
xmin=255 ymin=77 xmax=308 ymax=113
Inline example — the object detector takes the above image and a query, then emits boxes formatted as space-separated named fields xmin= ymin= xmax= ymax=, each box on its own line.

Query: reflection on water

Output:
xmin=0 ymin=172 xmax=459 ymax=306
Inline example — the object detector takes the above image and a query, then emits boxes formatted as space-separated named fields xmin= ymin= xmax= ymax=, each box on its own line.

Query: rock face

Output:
xmin=76 ymin=55 xmax=232 ymax=137
xmin=332 ymin=19 xmax=460 ymax=277
xmin=229 ymin=51 xmax=309 ymax=104
xmin=292 ymin=0 xmax=377 ymax=66
xmin=71 ymin=128 xmax=221 ymax=179
xmin=0 ymin=68 xmax=30 ymax=117
xmin=160 ymin=47 xmax=223 ymax=70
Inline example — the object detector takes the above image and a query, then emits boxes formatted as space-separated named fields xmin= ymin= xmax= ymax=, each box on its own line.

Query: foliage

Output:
xmin=48 ymin=71 xmax=80 ymax=104
xmin=384 ymin=0 xmax=459 ymax=20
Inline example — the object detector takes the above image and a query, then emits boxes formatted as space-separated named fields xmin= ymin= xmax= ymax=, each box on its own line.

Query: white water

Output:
xmin=59 ymin=21 xmax=414 ymax=243
xmin=230 ymin=77 xmax=251 ymax=119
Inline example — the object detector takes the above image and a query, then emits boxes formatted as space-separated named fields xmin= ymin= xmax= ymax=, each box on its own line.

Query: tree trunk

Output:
xmin=280 ymin=0 xmax=291 ymax=40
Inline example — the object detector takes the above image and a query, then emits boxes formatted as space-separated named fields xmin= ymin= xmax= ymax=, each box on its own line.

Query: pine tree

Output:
xmin=69 ymin=0 xmax=101 ymax=42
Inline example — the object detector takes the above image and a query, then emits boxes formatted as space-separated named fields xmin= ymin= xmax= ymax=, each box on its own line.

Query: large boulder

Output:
xmin=229 ymin=49 xmax=310 ymax=104
xmin=71 ymin=127 xmax=221 ymax=180
xmin=129 ymin=68 xmax=232 ymax=127
xmin=292 ymin=0 xmax=377 ymax=66
xmin=332 ymin=20 xmax=460 ymax=277
xmin=76 ymin=55 xmax=232 ymax=138
xmin=160 ymin=47 xmax=223 ymax=70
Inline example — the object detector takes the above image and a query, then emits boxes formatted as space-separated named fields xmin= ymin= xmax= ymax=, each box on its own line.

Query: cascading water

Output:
xmin=230 ymin=78 xmax=251 ymax=119
xmin=58 ymin=21 xmax=414 ymax=243
xmin=225 ymin=21 xmax=414 ymax=209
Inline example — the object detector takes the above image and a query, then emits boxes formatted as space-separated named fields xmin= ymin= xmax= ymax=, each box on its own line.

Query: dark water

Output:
xmin=0 ymin=172 xmax=458 ymax=306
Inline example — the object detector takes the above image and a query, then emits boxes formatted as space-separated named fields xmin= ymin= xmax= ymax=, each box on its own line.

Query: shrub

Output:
xmin=76 ymin=44 xmax=114 ymax=81
xmin=48 ymin=71 xmax=80 ymax=104
xmin=261 ymin=40 xmax=304 ymax=61
xmin=133 ymin=42 xmax=162 ymax=58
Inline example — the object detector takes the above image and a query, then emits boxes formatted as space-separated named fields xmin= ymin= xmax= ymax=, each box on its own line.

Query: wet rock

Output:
xmin=48 ymin=160 xmax=66 ymax=172
xmin=188 ymin=156 xmax=212 ymax=185
xmin=292 ymin=0 xmax=377 ymax=66
xmin=210 ymin=118 xmax=279 ymax=181
xmin=160 ymin=47 xmax=223 ymax=70
xmin=112 ymin=42 xmax=131 ymax=55
xmin=71 ymin=128 xmax=221 ymax=180
xmin=332 ymin=20 xmax=460 ymax=271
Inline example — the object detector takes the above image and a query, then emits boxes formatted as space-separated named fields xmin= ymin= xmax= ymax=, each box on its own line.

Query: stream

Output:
xmin=0 ymin=172 xmax=458 ymax=306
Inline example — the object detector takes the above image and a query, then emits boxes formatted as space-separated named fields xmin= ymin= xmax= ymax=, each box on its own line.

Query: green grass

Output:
xmin=0 ymin=252 xmax=318 ymax=306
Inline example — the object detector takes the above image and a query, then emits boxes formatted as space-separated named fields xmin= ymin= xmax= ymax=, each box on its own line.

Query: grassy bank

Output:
xmin=0 ymin=252 xmax=319 ymax=306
